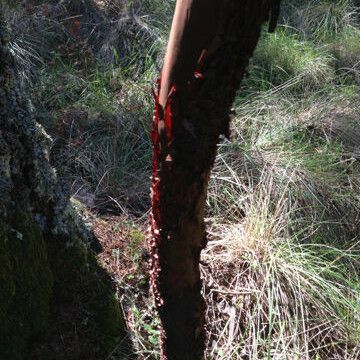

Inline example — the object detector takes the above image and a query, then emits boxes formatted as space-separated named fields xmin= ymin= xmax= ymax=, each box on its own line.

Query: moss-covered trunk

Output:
xmin=149 ymin=1 xmax=281 ymax=359
xmin=0 ymin=16 xmax=130 ymax=360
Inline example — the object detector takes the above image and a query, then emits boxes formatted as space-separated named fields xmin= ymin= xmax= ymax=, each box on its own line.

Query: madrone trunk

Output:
xmin=149 ymin=1 xmax=281 ymax=359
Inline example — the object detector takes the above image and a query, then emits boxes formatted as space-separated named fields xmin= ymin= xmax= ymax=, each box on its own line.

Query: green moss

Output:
xmin=49 ymin=238 xmax=128 ymax=357
xmin=0 ymin=211 xmax=53 ymax=360
xmin=0 ymin=209 xmax=130 ymax=360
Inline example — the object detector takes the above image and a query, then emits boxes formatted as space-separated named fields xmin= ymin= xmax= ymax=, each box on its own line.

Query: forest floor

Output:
xmin=5 ymin=0 xmax=360 ymax=359
xmin=90 ymin=212 xmax=157 ymax=358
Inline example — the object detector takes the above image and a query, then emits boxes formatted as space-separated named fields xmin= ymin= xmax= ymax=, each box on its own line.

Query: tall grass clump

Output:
xmin=99 ymin=0 xmax=174 ymax=81
xmin=203 ymin=176 xmax=360 ymax=359
xmin=289 ymin=0 xmax=358 ymax=41
xmin=244 ymin=29 xmax=334 ymax=93
xmin=332 ymin=26 xmax=360 ymax=83
xmin=206 ymin=58 xmax=360 ymax=356
xmin=35 ymin=57 xmax=152 ymax=214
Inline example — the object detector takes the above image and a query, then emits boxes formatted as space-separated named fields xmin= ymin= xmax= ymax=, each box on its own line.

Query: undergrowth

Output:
xmin=203 ymin=176 xmax=360 ymax=359
xmin=204 ymin=0 xmax=360 ymax=358
xmin=5 ymin=0 xmax=360 ymax=358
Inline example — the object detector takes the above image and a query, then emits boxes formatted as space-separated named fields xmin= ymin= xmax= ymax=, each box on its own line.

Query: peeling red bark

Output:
xmin=149 ymin=1 xmax=281 ymax=359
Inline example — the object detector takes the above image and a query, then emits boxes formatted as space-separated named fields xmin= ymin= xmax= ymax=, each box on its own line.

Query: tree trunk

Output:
xmin=0 ymin=17 xmax=130 ymax=360
xmin=149 ymin=1 xmax=281 ymax=359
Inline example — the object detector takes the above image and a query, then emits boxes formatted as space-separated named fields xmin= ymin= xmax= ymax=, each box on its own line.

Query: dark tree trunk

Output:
xmin=149 ymin=1 xmax=281 ymax=359
xmin=0 ymin=17 xmax=130 ymax=360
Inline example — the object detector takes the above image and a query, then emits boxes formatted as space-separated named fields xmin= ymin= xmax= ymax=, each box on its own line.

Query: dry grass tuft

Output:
xmin=202 ymin=175 xmax=360 ymax=359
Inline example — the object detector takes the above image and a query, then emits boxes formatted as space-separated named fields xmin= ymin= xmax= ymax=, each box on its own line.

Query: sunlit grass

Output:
xmin=245 ymin=28 xmax=334 ymax=93
xmin=203 ymin=174 xmax=360 ymax=359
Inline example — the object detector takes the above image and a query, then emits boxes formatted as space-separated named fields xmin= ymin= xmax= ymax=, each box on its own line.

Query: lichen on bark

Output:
xmin=0 ymin=15 xmax=130 ymax=360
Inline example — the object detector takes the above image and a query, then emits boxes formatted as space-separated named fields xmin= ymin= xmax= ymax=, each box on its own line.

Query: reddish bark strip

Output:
xmin=149 ymin=1 xmax=281 ymax=359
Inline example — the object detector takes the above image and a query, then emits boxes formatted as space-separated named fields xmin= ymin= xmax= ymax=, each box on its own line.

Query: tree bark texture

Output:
xmin=0 ymin=17 xmax=129 ymax=360
xmin=149 ymin=1 xmax=281 ymax=359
